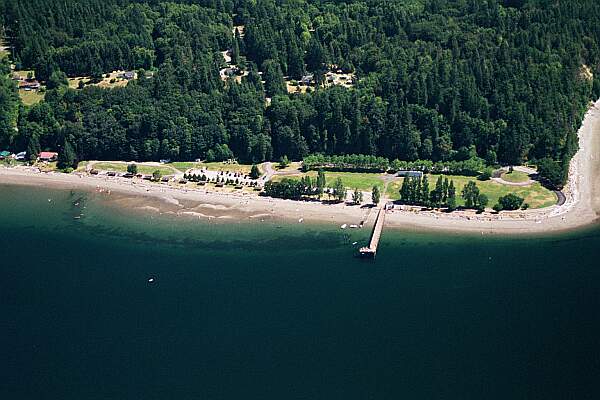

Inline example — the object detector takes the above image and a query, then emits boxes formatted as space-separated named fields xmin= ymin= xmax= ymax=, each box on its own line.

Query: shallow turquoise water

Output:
xmin=1 ymin=184 xmax=599 ymax=399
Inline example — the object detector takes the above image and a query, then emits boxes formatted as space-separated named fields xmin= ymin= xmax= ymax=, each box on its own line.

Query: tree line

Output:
xmin=302 ymin=153 xmax=488 ymax=177
xmin=399 ymin=175 xmax=459 ymax=211
xmin=398 ymin=175 xmax=527 ymax=212
xmin=264 ymin=170 xmax=381 ymax=204
xmin=1 ymin=0 xmax=599 ymax=190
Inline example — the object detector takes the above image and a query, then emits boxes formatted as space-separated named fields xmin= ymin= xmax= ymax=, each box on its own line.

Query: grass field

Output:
xmin=500 ymin=170 xmax=530 ymax=183
xmin=275 ymin=161 xmax=303 ymax=173
xmin=13 ymin=70 xmax=34 ymax=79
xmin=93 ymin=162 xmax=174 ymax=175
xmin=169 ymin=162 xmax=198 ymax=171
xmin=34 ymin=161 xmax=58 ymax=172
xmin=19 ymin=89 xmax=44 ymax=106
xmin=68 ymin=77 xmax=90 ymax=89
xmin=75 ymin=161 xmax=89 ymax=172
xmin=386 ymin=175 xmax=557 ymax=209
xmin=0 ymin=38 xmax=7 ymax=59
xmin=273 ymin=171 xmax=384 ymax=191
xmin=68 ymin=71 xmax=135 ymax=90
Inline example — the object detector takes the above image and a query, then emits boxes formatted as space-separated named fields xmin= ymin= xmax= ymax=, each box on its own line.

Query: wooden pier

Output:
xmin=359 ymin=206 xmax=387 ymax=258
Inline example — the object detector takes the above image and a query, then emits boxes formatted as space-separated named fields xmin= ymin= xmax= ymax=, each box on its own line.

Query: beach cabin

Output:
xmin=38 ymin=151 xmax=58 ymax=162
xmin=15 ymin=151 xmax=27 ymax=161
xmin=0 ymin=150 xmax=12 ymax=159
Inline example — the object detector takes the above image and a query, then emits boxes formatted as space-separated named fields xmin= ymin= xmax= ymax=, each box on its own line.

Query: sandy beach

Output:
xmin=2 ymin=100 xmax=599 ymax=235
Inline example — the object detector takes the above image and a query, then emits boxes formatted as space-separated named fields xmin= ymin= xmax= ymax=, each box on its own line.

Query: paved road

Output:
xmin=555 ymin=190 xmax=566 ymax=206
xmin=491 ymin=166 xmax=537 ymax=186
xmin=262 ymin=162 xmax=275 ymax=181
xmin=87 ymin=161 xmax=183 ymax=177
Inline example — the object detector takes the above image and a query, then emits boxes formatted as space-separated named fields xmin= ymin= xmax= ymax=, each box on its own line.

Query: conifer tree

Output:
xmin=442 ymin=178 xmax=449 ymax=203
xmin=250 ymin=164 xmax=260 ymax=179
xmin=372 ymin=185 xmax=381 ymax=205
xmin=57 ymin=140 xmax=77 ymax=170
xmin=399 ymin=178 xmax=410 ymax=203
xmin=421 ymin=175 xmax=430 ymax=207
xmin=447 ymin=180 xmax=457 ymax=211
xmin=316 ymin=169 xmax=326 ymax=198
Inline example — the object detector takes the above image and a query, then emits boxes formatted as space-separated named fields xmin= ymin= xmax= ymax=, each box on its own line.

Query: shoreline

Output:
xmin=1 ymin=101 xmax=599 ymax=235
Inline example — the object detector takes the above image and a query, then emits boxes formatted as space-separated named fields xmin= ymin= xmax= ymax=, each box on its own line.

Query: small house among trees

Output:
xmin=38 ymin=151 xmax=58 ymax=162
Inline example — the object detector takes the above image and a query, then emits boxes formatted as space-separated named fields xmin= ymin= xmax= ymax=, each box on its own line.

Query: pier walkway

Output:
xmin=359 ymin=205 xmax=387 ymax=258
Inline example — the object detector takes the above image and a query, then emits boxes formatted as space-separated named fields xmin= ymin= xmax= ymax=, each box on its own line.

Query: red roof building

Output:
xmin=38 ymin=152 xmax=58 ymax=161
xmin=18 ymin=80 xmax=41 ymax=90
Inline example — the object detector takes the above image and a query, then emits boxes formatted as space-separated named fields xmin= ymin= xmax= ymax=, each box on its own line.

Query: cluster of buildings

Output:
xmin=0 ymin=150 xmax=58 ymax=162
xmin=12 ymin=73 xmax=41 ymax=91
xmin=0 ymin=150 xmax=26 ymax=161
xmin=219 ymin=56 xmax=248 ymax=83
xmin=289 ymin=66 xmax=356 ymax=94
xmin=117 ymin=71 xmax=136 ymax=80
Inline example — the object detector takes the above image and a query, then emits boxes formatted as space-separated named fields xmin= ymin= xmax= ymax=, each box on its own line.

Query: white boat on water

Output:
xmin=340 ymin=224 xmax=347 ymax=229
xmin=350 ymin=224 xmax=358 ymax=228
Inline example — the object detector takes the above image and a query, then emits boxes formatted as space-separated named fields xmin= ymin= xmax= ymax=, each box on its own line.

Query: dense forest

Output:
xmin=1 ymin=0 xmax=600 ymax=181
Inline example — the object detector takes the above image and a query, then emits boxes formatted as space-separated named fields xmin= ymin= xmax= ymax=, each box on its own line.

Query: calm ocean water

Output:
xmin=1 ymin=184 xmax=599 ymax=399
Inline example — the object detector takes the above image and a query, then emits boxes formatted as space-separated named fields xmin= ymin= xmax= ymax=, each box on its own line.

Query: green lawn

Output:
xmin=34 ymin=161 xmax=58 ymax=172
xmin=14 ymin=70 xmax=35 ymax=79
xmin=75 ymin=161 xmax=89 ymax=172
xmin=386 ymin=175 xmax=556 ymax=209
xmin=169 ymin=162 xmax=198 ymax=171
xmin=19 ymin=90 xmax=44 ymax=106
xmin=273 ymin=171 xmax=384 ymax=191
xmin=93 ymin=162 xmax=174 ymax=175
xmin=275 ymin=161 xmax=303 ymax=173
xmin=68 ymin=76 xmax=90 ymax=89
xmin=500 ymin=170 xmax=530 ymax=183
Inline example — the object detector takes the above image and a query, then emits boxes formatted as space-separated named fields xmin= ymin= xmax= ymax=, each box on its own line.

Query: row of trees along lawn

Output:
xmin=2 ymin=0 xmax=600 ymax=188
xmin=303 ymin=153 xmax=486 ymax=176
xmin=302 ymin=154 xmax=390 ymax=172
xmin=399 ymin=175 xmax=529 ymax=212
xmin=264 ymin=170 xmax=352 ymax=202
xmin=399 ymin=175 xmax=459 ymax=211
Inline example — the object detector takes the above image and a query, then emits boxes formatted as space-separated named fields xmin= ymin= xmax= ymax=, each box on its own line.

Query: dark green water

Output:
xmin=2 ymin=184 xmax=599 ymax=399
